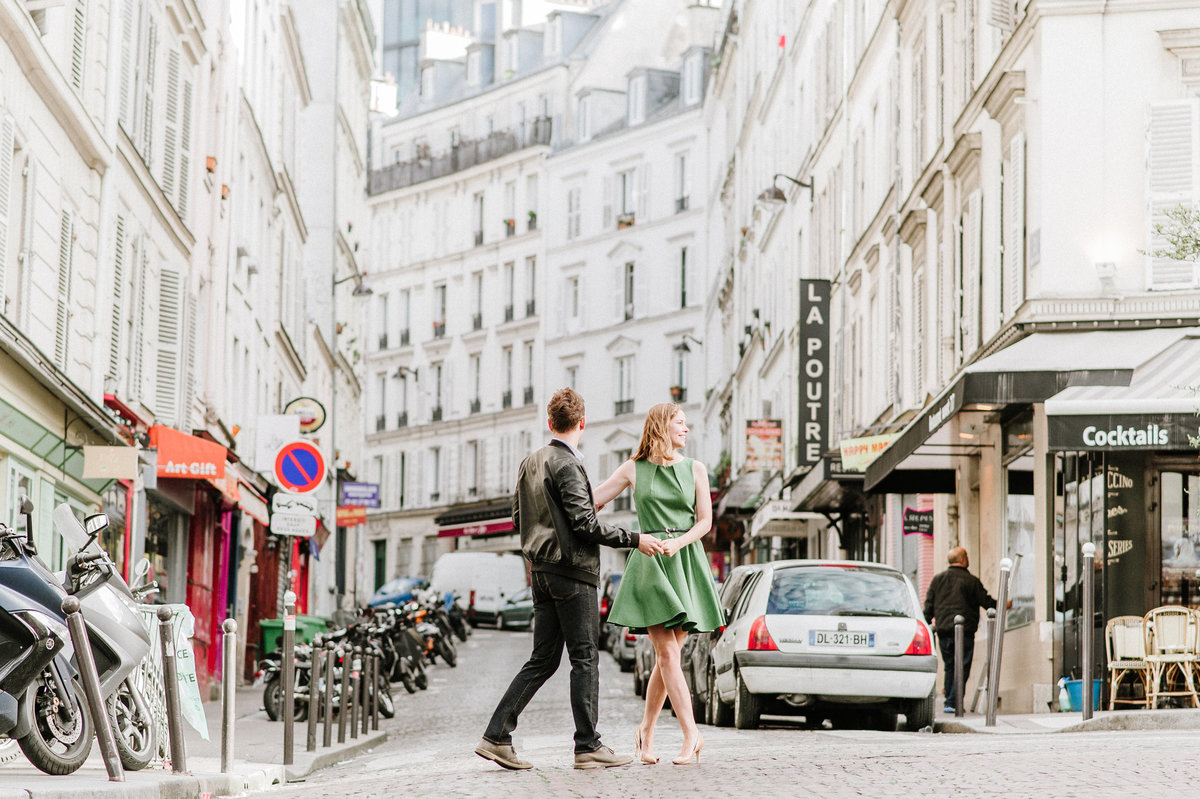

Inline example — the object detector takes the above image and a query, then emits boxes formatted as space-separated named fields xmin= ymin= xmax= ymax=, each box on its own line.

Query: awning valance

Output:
xmin=435 ymin=499 xmax=514 ymax=537
xmin=864 ymin=328 xmax=1189 ymax=492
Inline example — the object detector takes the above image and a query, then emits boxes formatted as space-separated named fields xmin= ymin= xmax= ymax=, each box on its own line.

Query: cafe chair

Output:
xmin=1105 ymin=615 xmax=1150 ymax=710
xmin=1143 ymin=606 xmax=1200 ymax=709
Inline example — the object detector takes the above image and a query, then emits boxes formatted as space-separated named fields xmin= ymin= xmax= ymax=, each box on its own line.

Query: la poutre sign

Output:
xmin=799 ymin=279 xmax=831 ymax=467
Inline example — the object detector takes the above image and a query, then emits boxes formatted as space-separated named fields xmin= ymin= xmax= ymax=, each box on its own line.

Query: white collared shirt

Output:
xmin=551 ymin=437 xmax=583 ymax=461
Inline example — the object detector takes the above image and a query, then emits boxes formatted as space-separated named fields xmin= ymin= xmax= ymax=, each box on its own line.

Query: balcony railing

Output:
xmin=502 ymin=390 xmax=512 ymax=409
xmin=470 ymin=398 xmax=481 ymax=414
xmin=399 ymin=328 xmax=410 ymax=346
xmin=375 ymin=414 xmax=386 ymax=432
xmin=471 ymin=312 xmax=482 ymax=330
xmin=504 ymin=305 xmax=514 ymax=322
xmin=397 ymin=411 xmax=408 ymax=428
xmin=378 ymin=333 xmax=388 ymax=350
xmin=432 ymin=320 xmax=446 ymax=338
xmin=614 ymin=399 xmax=634 ymax=415
xmin=523 ymin=386 xmax=534 ymax=405
xmin=368 ymin=117 xmax=554 ymax=195
xmin=473 ymin=230 xmax=484 ymax=247
xmin=525 ymin=299 xmax=536 ymax=317
xmin=613 ymin=495 xmax=631 ymax=512
xmin=503 ymin=219 xmax=516 ymax=237
xmin=617 ymin=212 xmax=635 ymax=229
xmin=670 ymin=386 xmax=687 ymax=403
xmin=431 ymin=406 xmax=443 ymax=422
xmin=527 ymin=213 xmax=537 ymax=231
xmin=675 ymin=195 xmax=690 ymax=213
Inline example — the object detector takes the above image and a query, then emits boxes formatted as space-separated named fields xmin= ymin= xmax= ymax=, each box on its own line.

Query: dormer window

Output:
xmin=627 ymin=75 xmax=646 ymax=125
xmin=546 ymin=15 xmax=561 ymax=56
xmin=683 ymin=54 xmax=704 ymax=106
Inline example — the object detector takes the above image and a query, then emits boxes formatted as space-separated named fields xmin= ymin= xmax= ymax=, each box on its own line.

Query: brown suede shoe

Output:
xmin=475 ymin=738 xmax=533 ymax=770
xmin=573 ymin=745 xmax=633 ymax=769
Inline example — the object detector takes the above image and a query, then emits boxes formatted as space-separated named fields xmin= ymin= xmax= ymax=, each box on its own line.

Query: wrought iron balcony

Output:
xmin=471 ymin=313 xmax=482 ymax=331
xmin=375 ymin=415 xmax=386 ymax=432
xmin=614 ymin=399 xmax=634 ymax=415
xmin=613 ymin=495 xmax=631 ymax=512
xmin=617 ymin=212 xmax=635 ymax=229
xmin=502 ymin=390 xmax=512 ymax=409
xmin=432 ymin=320 xmax=446 ymax=338
xmin=397 ymin=411 xmax=408 ymax=428
xmin=523 ymin=386 xmax=534 ymax=405
xmin=400 ymin=329 xmax=410 ymax=346
xmin=474 ymin=230 xmax=484 ymax=246
xmin=675 ymin=195 xmax=690 ymax=213
xmin=504 ymin=305 xmax=514 ymax=322
xmin=431 ymin=406 xmax=443 ymax=422
xmin=470 ymin=398 xmax=481 ymax=414
xmin=504 ymin=219 xmax=516 ymax=237
xmin=525 ymin=299 xmax=536 ymax=317
xmin=527 ymin=213 xmax=538 ymax=231
xmin=378 ymin=333 xmax=388 ymax=350
xmin=368 ymin=117 xmax=554 ymax=195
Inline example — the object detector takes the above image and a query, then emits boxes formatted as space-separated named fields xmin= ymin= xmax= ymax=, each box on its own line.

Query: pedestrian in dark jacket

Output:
xmin=923 ymin=547 xmax=998 ymax=712
xmin=476 ymin=387 xmax=665 ymax=771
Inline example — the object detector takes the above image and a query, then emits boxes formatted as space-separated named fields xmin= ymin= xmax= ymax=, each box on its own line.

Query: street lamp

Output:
xmin=392 ymin=366 xmax=419 ymax=380
xmin=673 ymin=334 xmax=704 ymax=353
xmin=756 ymin=173 xmax=813 ymax=206
xmin=333 ymin=271 xmax=373 ymax=295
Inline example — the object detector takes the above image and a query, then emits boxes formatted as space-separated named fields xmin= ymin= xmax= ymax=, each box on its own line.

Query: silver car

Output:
xmin=610 ymin=625 xmax=637 ymax=672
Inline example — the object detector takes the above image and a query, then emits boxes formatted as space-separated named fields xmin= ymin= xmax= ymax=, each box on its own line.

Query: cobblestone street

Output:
xmin=251 ymin=628 xmax=1195 ymax=799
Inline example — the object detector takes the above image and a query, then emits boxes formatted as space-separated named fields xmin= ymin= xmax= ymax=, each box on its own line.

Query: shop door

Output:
xmin=186 ymin=490 xmax=218 ymax=698
xmin=1159 ymin=471 xmax=1200 ymax=606
xmin=1056 ymin=454 xmax=1106 ymax=683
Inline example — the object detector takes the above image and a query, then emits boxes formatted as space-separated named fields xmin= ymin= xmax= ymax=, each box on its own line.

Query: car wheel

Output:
xmin=733 ymin=671 xmax=760 ymax=730
xmin=689 ymin=673 xmax=706 ymax=723
xmin=707 ymin=664 xmax=732 ymax=727
xmin=905 ymin=691 xmax=935 ymax=731
xmin=619 ymin=652 xmax=634 ymax=673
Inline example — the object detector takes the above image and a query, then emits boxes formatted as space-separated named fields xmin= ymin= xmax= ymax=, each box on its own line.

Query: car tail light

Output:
xmin=747 ymin=616 xmax=778 ymax=651
xmin=600 ymin=598 xmax=609 ymax=615
xmin=469 ymin=590 xmax=476 ymax=608
xmin=625 ymin=631 xmax=637 ymax=643
xmin=904 ymin=623 xmax=932 ymax=655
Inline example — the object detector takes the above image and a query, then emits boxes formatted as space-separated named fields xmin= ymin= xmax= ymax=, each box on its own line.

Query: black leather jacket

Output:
xmin=513 ymin=440 xmax=637 ymax=586
xmin=923 ymin=565 xmax=997 ymax=634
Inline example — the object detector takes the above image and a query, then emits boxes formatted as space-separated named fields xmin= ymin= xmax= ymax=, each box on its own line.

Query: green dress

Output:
xmin=607 ymin=458 xmax=723 ymax=633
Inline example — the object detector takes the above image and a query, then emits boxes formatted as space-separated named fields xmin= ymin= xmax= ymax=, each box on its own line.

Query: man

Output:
xmin=475 ymin=388 xmax=666 ymax=770
xmin=923 ymin=547 xmax=999 ymax=713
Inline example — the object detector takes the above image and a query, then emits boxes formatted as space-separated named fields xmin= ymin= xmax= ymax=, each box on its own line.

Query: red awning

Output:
xmin=149 ymin=425 xmax=226 ymax=479
xmin=437 ymin=520 xmax=515 ymax=538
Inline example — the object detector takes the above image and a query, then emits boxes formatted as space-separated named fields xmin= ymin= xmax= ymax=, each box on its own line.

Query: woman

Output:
xmin=594 ymin=403 xmax=722 ymax=765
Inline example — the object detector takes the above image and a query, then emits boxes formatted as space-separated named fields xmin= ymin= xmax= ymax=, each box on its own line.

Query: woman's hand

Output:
xmin=660 ymin=537 xmax=686 ymax=557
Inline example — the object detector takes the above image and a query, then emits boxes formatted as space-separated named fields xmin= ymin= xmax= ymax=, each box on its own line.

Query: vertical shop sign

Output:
xmin=799 ymin=279 xmax=830 ymax=466
xmin=1104 ymin=454 xmax=1146 ymax=619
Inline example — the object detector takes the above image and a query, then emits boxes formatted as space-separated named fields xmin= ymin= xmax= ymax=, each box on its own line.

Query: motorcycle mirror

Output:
xmin=19 ymin=495 xmax=33 ymax=515
xmin=83 ymin=513 xmax=109 ymax=543
xmin=133 ymin=557 xmax=151 ymax=581
xmin=19 ymin=494 xmax=36 ymax=555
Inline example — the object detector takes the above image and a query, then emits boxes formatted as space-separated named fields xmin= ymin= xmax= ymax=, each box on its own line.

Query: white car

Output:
xmin=707 ymin=560 xmax=937 ymax=731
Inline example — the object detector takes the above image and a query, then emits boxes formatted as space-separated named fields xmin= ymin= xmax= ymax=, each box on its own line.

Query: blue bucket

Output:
xmin=1064 ymin=679 xmax=1101 ymax=712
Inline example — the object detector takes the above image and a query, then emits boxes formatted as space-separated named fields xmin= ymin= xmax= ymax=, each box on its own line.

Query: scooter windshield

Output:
xmin=53 ymin=503 xmax=100 ymax=556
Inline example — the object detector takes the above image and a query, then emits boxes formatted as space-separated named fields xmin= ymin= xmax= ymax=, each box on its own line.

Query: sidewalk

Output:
xmin=0 ymin=685 xmax=386 ymax=799
xmin=935 ymin=705 xmax=1200 ymax=734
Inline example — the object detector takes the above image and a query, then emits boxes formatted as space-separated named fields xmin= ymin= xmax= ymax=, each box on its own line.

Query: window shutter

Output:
xmin=119 ymin=0 xmax=135 ymax=129
xmin=140 ymin=16 xmax=157 ymax=162
xmin=613 ymin=263 xmax=624 ymax=322
xmin=0 ymin=112 xmax=14 ymax=307
xmin=181 ymin=291 xmax=197 ymax=428
xmin=962 ymin=190 xmax=982 ymax=355
xmin=162 ymin=49 xmax=180 ymax=200
xmin=54 ymin=212 xmax=74 ymax=369
xmin=602 ymin=175 xmax=612 ymax=229
xmin=1003 ymin=133 xmax=1026 ymax=316
xmin=131 ymin=243 xmax=147 ymax=400
xmin=70 ymin=1 xmax=86 ymax=94
xmin=1146 ymin=100 xmax=1200 ymax=289
xmin=637 ymin=163 xmax=650 ymax=221
xmin=635 ymin=258 xmax=649 ymax=319
xmin=108 ymin=215 xmax=127 ymax=378
xmin=912 ymin=271 xmax=925 ymax=402
xmin=988 ymin=0 xmax=1013 ymax=31
xmin=155 ymin=267 xmax=182 ymax=425
xmin=178 ymin=77 xmax=193 ymax=218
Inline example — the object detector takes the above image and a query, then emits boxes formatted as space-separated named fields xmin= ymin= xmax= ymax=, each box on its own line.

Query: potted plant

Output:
xmin=503 ymin=217 xmax=516 ymax=235
xmin=669 ymin=385 xmax=685 ymax=402
xmin=527 ymin=210 xmax=538 ymax=230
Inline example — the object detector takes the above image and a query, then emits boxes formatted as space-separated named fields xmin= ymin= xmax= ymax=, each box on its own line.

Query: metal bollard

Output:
xmin=307 ymin=634 xmax=322 ymax=752
xmin=221 ymin=618 xmax=237 ymax=773
xmin=362 ymin=652 xmax=372 ymax=735
xmin=371 ymin=653 xmax=380 ymax=731
xmin=282 ymin=590 xmax=296 ymax=767
xmin=157 ymin=605 xmax=187 ymax=773
xmin=1082 ymin=542 xmax=1096 ymax=721
xmin=337 ymin=644 xmax=351 ymax=743
xmin=953 ymin=615 xmax=965 ymax=718
xmin=985 ymin=558 xmax=1013 ymax=727
xmin=61 ymin=597 xmax=124 ymax=782
xmin=350 ymin=645 xmax=362 ymax=739
xmin=323 ymin=642 xmax=335 ymax=747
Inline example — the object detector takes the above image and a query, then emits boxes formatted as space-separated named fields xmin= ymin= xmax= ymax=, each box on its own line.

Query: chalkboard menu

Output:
xmin=1104 ymin=454 xmax=1146 ymax=619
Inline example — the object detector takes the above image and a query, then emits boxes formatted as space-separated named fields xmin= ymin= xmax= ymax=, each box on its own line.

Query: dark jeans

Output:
xmin=483 ymin=571 xmax=601 ymax=753
xmin=937 ymin=630 xmax=975 ymax=708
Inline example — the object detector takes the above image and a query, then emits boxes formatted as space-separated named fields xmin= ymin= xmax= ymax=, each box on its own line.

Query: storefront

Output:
xmin=436 ymin=499 xmax=519 ymax=553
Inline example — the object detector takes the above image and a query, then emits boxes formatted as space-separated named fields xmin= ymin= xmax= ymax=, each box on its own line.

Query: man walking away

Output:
xmin=923 ymin=547 xmax=999 ymax=713
xmin=475 ymin=388 xmax=665 ymax=770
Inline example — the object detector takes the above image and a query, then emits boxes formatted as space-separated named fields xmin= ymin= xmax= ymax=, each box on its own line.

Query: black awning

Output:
xmin=434 ymin=498 xmax=513 ymax=527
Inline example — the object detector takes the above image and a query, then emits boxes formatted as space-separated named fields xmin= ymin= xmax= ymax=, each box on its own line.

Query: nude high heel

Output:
xmin=634 ymin=728 xmax=658 ymax=764
xmin=672 ymin=733 xmax=703 ymax=765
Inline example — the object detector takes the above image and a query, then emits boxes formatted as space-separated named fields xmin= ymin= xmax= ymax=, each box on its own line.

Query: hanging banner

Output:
xmin=149 ymin=425 xmax=226 ymax=479
xmin=336 ymin=505 xmax=367 ymax=527
xmin=839 ymin=434 xmax=898 ymax=472
xmin=340 ymin=482 xmax=380 ymax=508
xmin=799 ymin=279 xmax=830 ymax=466
xmin=745 ymin=419 xmax=783 ymax=471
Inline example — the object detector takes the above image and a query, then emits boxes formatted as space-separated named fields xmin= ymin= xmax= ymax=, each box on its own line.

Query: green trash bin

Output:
xmin=260 ymin=615 xmax=330 ymax=656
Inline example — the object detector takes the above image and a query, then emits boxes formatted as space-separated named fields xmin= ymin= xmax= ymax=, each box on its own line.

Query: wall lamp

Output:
xmin=757 ymin=173 xmax=813 ymax=205
xmin=393 ymin=366 xmax=419 ymax=380
xmin=673 ymin=334 xmax=704 ymax=353
xmin=333 ymin=270 xmax=374 ymax=295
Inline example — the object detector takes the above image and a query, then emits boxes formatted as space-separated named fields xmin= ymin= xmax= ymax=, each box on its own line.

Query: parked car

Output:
xmin=705 ymin=560 xmax=937 ymax=731
xmin=611 ymin=626 xmax=637 ymax=672
xmin=429 ymin=552 xmax=528 ymax=627
xmin=496 ymin=586 xmax=534 ymax=630
xmin=633 ymin=633 xmax=655 ymax=696
xmin=368 ymin=576 xmax=429 ymax=608
xmin=598 ymin=573 xmax=622 ymax=649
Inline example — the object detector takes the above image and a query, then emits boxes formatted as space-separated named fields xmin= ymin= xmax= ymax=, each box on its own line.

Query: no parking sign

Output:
xmin=274 ymin=441 xmax=326 ymax=493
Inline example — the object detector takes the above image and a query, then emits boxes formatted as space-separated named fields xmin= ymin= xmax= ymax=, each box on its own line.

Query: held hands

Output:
xmin=637 ymin=534 xmax=667 ymax=557
xmin=659 ymin=537 xmax=686 ymax=558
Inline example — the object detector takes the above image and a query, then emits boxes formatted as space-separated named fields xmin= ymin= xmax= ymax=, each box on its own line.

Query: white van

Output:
xmin=429 ymin=552 xmax=528 ymax=627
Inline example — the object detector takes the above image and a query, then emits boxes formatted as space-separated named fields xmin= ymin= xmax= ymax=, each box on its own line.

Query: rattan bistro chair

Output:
xmin=1143 ymin=606 xmax=1200 ymax=708
xmin=1105 ymin=615 xmax=1150 ymax=709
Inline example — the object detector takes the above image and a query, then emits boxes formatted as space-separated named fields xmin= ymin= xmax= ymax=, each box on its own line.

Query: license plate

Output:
xmin=809 ymin=630 xmax=875 ymax=647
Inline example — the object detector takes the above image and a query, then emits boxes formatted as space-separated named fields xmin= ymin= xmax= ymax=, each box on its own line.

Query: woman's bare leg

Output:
xmin=641 ymin=625 xmax=698 ymax=759
xmin=639 ymin=627 xmax=670 ymax=758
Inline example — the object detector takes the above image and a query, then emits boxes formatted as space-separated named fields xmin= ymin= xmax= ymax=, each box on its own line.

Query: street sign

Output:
xmin=272 ymin=491 xmax=317 ymax=516
xmin=340 ymin=482 xmax=380 ymax=508
xmin=274 ymin=441 xmax=325 ymax=493
xmin=272 ymin=512 xmax=316 ymax=537
xmin=336 ymin=505 xmax=367 ymax=527
xmin=283 ymin=396 xmax=327 ymax=434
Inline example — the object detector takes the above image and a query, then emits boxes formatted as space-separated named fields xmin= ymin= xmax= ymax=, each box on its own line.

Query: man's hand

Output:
xmin=637 ymin=534 xmax=666 ymax=556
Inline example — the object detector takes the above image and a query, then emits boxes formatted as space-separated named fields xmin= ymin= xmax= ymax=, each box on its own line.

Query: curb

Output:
xmin=935 ymin=708 xmax=1200 ymax=734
